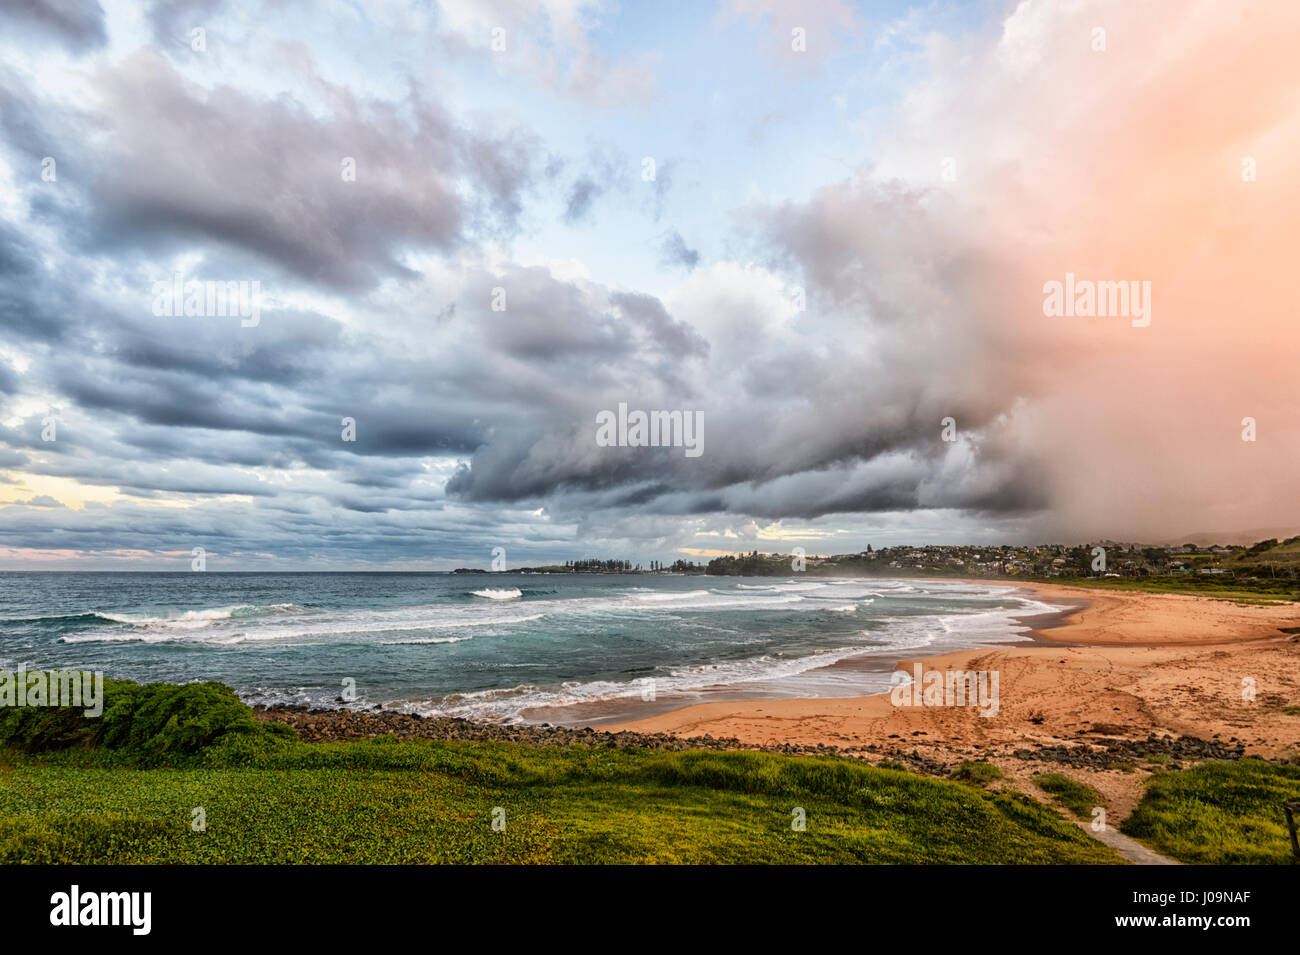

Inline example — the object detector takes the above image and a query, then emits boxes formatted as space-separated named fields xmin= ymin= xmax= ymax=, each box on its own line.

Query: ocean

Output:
xmin=0 ymin=573 xmax=1065 ymax=725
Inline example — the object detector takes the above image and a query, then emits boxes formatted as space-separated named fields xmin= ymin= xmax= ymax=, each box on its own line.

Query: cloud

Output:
xmin=720 ymin=0 xmax=857 ymax=65
xmin=440 ymin=0 xmax=1300 ymax=540
xmin=856 ymin=0 xmax=1300 ymax=540
xmin=561 ymin=146 xmax=625 ymax=223
xmin=658 ymin=230 xmax=699 ymax=270
xmin=2 ymin=0 xmax=1296 ymax=567
xmin=15 ymin=494 xmax=62 ymax=507
xmin=14 ymin=48 xmax=539 ymax=291
xmin=441 ymin=242 xmax=1045 ymax=522
xmin=0 ymin=0 xmax=108 ymax=53
xmin=437 ymin=0 xmax=658 ymax=107
xmin=146 ymin=0 xmax=231 ymax=49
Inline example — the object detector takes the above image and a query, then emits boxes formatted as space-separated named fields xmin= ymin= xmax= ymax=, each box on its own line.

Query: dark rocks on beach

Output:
xmin=1010 ymin=733 xmax=1250 ymax=770
xmin=251 ymin=706 xmax=1278 ymax=777
xmin=255 ymin=705 xmax=763 ymax=755
xmin=255 ymin=706 xmax=972 ymax=770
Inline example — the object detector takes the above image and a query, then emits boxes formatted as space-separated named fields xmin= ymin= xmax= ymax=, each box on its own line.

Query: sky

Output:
xmin=0 ymin=0 xmax=1296 ymax=570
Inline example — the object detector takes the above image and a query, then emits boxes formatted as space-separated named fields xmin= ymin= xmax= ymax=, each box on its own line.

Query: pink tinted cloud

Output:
xmin=873 ymin=0 xmax=1300 ymax=539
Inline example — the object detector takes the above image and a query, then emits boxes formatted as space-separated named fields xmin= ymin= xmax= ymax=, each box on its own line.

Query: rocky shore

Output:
xmin=252 ymin=704 xmax=1268 ymax=779
xmin=254 ymin=703 xmax=751 ymax=752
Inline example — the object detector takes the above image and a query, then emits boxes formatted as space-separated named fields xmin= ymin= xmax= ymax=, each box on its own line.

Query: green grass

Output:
xmin=8 ymin=679 xmax=1299 ymax=864
xmin=1023 ymin=577 xmax=1298 ymax=604
xmin=1121 ymin=759 xmax=1300 ymax=864
xmin=0 ymin=740 xmax=1121 ymax=864
xmin=949 ymin=761 xmax=1004 ymax=786
xmin=1227 ymin=537 xmax=1300 ymax=568
xmin=1033 ymin=772 xmax=1106 ymax=820
xmin=0 ymin=679 xmax=1128 ymax=864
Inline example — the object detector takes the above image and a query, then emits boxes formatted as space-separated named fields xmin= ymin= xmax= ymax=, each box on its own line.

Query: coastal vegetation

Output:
xmin=457 ymin=538 xmax=1300 ymax=603
xmin=1033 ymin=772 xmax=1106 ymax=819
xmin=949 ymin=761 xmax=1005 ymax=787
xmin=0 ymin=680 xmax=1118 ymax=864
xmin=1121 ymin=759 xmax=1300 ymax=864
xmin=4 ymin=681 xmax=1296 ymax=865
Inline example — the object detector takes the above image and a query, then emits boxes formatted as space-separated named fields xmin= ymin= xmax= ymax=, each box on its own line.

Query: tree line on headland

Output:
xmin=453 ymin=538 xmax=1300 ymax=598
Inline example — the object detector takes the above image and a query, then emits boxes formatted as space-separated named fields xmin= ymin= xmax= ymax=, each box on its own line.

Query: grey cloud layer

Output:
xmin=3 ymin=0 xmax=108 ymax=53
xmin=0 ymin=12 xmax=1051 ymax=565
xmin=73 ymin=51 xmax=537 ymax=289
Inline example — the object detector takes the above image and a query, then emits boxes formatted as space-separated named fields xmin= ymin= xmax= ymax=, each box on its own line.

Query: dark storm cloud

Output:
xmin=0 ymin=493 xmax=566 ymax=568
xmin=0 ymin=221 xmax=80 ymax=344
xmin=0 ymin=72 xmax=61 ymax=165
xmin=338 ymin=416 xmax=484 ymax=456
xmin=446 ymin=265 xmax=705 ymax=382
xmin=442 ymin=177 xmax=1050 ymax=522
xmin=15 ymin=494 xmax=62 ymax=507
xmin=55 ymin=364 xmax=303 ymax=436
xmin=0 ymin=9 xmax=1051 ymax=568
xmin=0 ymin=221 xmax=43 ymax=277
xmin=0 ymin=362 xmax=17 ymax=396
xmin=444 ymin=415 xmax=1044 ymax=522
xmin=607 ymin=291 xmax=707 ymax=362
xmin=40 ymin=346 xmax=484 ymax=459
xmin=16 ymin=50 xmax=539 ymax=291
xmin=0 ymin=0 xmax=107 ymax=53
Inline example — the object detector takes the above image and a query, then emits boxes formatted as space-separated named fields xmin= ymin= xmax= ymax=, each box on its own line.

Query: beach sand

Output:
xmin=599 ymin=583 xmax=1300 ymax=816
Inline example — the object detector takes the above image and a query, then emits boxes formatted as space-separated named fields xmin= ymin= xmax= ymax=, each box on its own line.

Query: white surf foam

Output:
xmin=470 ymin=588 xmax=523 ymax=600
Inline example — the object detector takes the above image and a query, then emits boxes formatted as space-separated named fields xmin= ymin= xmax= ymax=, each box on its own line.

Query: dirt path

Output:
xmin=1082 ymin=822 xmax=1180 ymax=865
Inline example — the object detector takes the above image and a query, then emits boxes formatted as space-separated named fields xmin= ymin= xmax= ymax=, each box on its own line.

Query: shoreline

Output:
xmin=519 ymin=578 xmax=1086 ymax=728
xmin=586 ymin=580 xmax=1300 ymax=815
xmin=245 ymin=578 xmax=1300 ymax=826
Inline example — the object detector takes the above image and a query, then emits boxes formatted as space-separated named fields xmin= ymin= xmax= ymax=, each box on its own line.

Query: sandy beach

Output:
xmin=599 ymin=582 xmax=1300 ymax=815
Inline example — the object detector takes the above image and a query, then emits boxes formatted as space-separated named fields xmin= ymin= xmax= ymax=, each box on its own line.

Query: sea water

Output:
xmin=0 ymin=573 xmax=1062 ymax=725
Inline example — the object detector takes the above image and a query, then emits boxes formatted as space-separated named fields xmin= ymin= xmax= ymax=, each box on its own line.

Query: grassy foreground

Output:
xmin=5 ymin=679 xmax=1296 ymax=863
xmin=1 ymin=744 xmax=1124 ymax=864
xmin=0 ymin=678 xmax=1119 ymax=864
xmin=1121 ymin=759 xmax=1300 ymax=864
xmin=1034 ymin=772 xmax=1107 ymax=821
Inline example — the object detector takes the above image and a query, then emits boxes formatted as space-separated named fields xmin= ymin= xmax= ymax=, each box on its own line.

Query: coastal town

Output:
xmin=477 ymin=537 xmax=1300 ymax=589
xmin=704 ymin=538 xmax=1299 ymax=579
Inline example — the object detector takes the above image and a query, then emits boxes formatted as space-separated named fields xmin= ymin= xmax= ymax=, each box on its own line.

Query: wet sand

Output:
xmin=592 ymin=582 xmax=1300 ymax=815
xmin=524 ymin=580 xmax=1080 ymax=728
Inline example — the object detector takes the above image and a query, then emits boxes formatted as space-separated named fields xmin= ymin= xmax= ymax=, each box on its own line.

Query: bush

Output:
xmin=0 ymin=678 xmax=292 ymax=765
xmin=950 ymin=761 xmax=1004 ymax=786
xmin=1034 ymin=772 xmax=1105 ymax=819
